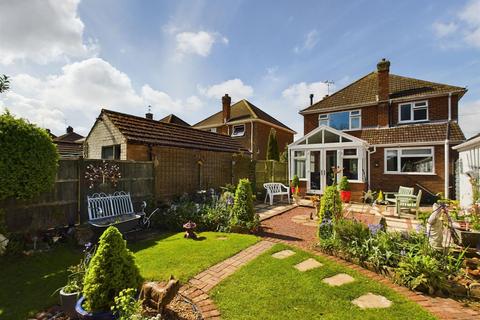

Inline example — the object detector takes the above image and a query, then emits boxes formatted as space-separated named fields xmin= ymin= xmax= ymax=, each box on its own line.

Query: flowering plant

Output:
xmin=85 ymin=161 xmax=121 ymax=189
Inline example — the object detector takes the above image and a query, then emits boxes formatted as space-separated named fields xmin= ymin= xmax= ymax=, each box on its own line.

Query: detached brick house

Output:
xmin=84 ymin=109 xmax=247 ymax=198
xmin=289 ymin=59 xmax=466 ymax=201
xmin=193 ymin=94 xmax=296 ymax=160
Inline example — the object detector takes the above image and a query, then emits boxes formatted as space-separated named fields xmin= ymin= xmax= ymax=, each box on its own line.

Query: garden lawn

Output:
xmin=130 ymin=232 xmax=259 ymax=282
xmin=0 ymin=244 xmax=80 ymax=320
xmin=211 ymin=244 xmax=436 ymax=320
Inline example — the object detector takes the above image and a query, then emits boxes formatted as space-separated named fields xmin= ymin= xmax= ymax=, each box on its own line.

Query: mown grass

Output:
xmin=211 ymin=244 xmax=436 ymax=320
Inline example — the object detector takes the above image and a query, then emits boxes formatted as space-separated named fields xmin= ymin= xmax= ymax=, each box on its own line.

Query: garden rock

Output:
xmin=352 ymin=293 xmax=392 ymax=309
xmin=470 ymin=283 xmax=480 ymax=299
xmin=322 ymin=273 xmax=355 ymax=286
xmin=272 ymin=249 xmax=295 ymax=259
xmin=294 ymin=258 xmax=323 ymax=271
xmin=141 ymin=277 xmax=180 ymax=312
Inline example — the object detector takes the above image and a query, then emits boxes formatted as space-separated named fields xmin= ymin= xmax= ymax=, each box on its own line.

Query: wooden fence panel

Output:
xmin=254 ymin=160 xmax=289 ymax=196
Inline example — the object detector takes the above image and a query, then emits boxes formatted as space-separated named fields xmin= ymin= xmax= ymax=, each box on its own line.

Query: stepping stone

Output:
xmin=352 ymin=293 xmax=392 ymax=309
xmin=216 ymin=236 xmax=228 ymax=240
xmin=322 ymin=273 xmax=355 ymax=286
xmin=294 ymin=258 xmax=323 ymax=272
xmin=271 ymin=249 xmax=296 ymax=259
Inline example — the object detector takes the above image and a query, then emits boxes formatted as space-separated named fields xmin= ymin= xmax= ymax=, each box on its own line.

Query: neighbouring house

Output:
xmin=53 ymin=126 xmax=85 ymax=158
xmin=453 ymin=134 xmax=480 ymax=208
xmin=193 ymin=94 xmax=296 ymax=160
xmin=84 ymin=109 xmax=248 ymax=198
xmin=158 ymin=113 xmax=190 ymax=126
xmin=289 ymin=59 xmax=466 ymax=201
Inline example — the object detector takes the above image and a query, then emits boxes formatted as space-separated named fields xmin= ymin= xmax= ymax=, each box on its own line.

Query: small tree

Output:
xmin=231 ymin=179 xmax=258 ymax=230
xmin=318 ymin=185 xmax=343 ymax=221
xmin=266 ymin=128 xmax=279 ymax=161
xmin=83 ymin=226 xmax=142 ymax=311
xmin=0 ymin=111 xmax=58 ymax=200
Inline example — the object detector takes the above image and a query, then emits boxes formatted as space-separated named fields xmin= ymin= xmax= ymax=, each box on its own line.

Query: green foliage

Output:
xmin=82 ymin=227 xmax=142 ymax=311
xmin=338 ymin=176 xmax=350 ymax=191
xmin=0 ymin=111 xmax=59 ymax=200
xmin=266 ymin=128 xmax=279 ymax=161
xmin=318 ymin=185 xmax=342 ymax=221
xmin=231 ymin=179 xmax=259 ymax=230
xmin=291 ymin=175 xmax=300 ymax=188
xmin=395 ymin=252 xmax=444 ymax=293
xmin=279 ymin=145 xmax=288 ymax=163
xmin=0 ymin=74 xmax=9 ymax=93
xmin=111 ymin=288 xmax=142 ymax=320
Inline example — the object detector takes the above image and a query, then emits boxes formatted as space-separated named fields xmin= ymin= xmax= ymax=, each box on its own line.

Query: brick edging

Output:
xmin=262 ymin=236 xmax=480 ymax=320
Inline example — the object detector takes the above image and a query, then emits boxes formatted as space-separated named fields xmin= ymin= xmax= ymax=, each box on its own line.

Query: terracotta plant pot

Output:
xmin=340 ymin=190 xmax=351 ymax=203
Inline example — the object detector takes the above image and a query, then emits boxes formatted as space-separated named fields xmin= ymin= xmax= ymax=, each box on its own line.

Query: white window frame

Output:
xmin=231 ymin=124 xmax=245 ymax=137
xmin=210 ymin=127 xmax=217 ymax=133
xmin=384 ymin=147 xmax=435 ymax=175
xmin=341 ymin=148 xmax=363 ymax=183
xmin=292 ymin=150 xmax=307 ymax=180
xmin=318 ymin=109 xmax=362 ymax=131
xmin=398 ymin=100 xmax=429 ymax=124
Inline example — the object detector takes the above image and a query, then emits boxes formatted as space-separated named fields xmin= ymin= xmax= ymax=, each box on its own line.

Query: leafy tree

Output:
xmin=0 ymin=75 xmax=9 ymax=93
xmin=0 ymin=111 xmax=58 ymax=200
xmin=266 ymin=128 xmax=279 ymax=161
xmin=83 ymin=226 xmax=142 ymax=311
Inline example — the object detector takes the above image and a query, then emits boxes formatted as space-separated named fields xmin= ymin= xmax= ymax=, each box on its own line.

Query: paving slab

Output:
xmin=352 ymin=293 xmax=392 ymax=309
xmin=322 ymin=273 xmax=355 ymax=286
xmin=294 ymin=258 xmax=323 ymax=272
xmin=271 ymin=249 xmax=296 ymax=259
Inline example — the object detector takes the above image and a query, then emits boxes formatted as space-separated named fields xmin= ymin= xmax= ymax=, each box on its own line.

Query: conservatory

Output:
xmin=288 ymin=125 xmax=370 ymax=194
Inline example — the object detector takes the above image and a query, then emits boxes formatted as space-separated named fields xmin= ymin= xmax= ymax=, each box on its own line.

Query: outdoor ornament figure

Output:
xmin=183 ymin=221 xmax=197 ymax=239
xmin=427 ymin=203 xmax=444 ymax=250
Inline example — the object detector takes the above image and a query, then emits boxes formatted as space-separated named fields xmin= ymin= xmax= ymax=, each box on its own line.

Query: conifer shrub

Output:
xmin=318 ymin=185 xmax=342 ymax=221
xmin=82 ymin=226 xmax=142 ymax=312
xmin=231 ymin=179 xmax=259 ymax=231
xmin=266 ymin=128 xmax=279 ymax=161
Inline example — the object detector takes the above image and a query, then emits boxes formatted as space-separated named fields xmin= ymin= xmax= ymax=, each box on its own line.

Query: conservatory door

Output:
xmin=307 ymin=149 xmax=338 ymax=194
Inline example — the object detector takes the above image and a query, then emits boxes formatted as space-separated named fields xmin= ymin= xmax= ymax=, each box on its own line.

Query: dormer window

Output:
xmin=318 ymin=110 xmax=361 ymax=131
xmin=231 ymin=124 xmax=245 ymax=137
xmin=399 ymin=101 xmax=428 ymax=123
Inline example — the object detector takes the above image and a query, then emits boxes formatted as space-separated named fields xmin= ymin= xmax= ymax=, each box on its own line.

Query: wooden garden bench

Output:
xmin=385 ymin=187 xmax=422 ymax=218
xmin=263 ymin=183 xmax=290 ymax=205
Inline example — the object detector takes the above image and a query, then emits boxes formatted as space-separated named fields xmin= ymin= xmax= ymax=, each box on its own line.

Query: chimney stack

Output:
xmin=309 ymin=94 xmax=314 ymax=106
xmin=145 ymin=105 xmax=153 ymax=119
xmin=377 ymin=58 xmax=390 ymax=101
xmin=66 ymin=126 xmax=73 ymax=133
xmin=222 ymin=94 xmax=231 ymax=123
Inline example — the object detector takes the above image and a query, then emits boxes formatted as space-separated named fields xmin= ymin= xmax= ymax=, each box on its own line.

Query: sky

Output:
xmin=0 ymin=0 xmax=479 ymax=138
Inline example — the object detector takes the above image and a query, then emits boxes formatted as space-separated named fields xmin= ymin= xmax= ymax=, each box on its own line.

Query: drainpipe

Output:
xmin=444 ymin=139 xmax=450 ymax=199
xmin=448 ymin=93 xmax=452 ymax=121
xmin=367 ymin=146 xmax=377 ymax=190
xmin=250 ymin=120 xmax=254 ymax=159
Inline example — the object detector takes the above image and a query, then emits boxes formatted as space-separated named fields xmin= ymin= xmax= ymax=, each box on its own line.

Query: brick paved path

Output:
xmin=180 ymin=240 xmax=275 ymax=320
xmin=260 ymin=206 xmax=480 ymax=320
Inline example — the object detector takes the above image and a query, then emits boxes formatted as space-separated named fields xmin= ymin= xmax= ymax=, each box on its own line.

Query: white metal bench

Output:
xmin=87 ymin=191 xmax=143 ymax=233
xmin=263 ymin=183 xmax=290 ymax=206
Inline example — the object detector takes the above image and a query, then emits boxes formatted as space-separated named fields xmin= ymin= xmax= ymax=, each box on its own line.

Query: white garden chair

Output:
xmin=263 ymin=183 xmax=290 ymax=206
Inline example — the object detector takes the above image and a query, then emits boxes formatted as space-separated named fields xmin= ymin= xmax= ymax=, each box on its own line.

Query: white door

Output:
xmin=307 ymin=149 xmax=339 ymax=194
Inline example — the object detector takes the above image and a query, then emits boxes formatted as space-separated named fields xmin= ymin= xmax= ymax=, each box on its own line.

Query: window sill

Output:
xmin=397 ymin=120 xmax=429 ymax=125
xmin=383 ymin=172 xmax=436 ymax=176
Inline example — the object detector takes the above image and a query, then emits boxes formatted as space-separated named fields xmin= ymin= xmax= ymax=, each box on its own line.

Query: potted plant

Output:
xmin=76 ymin=226 xmax=142 ymax=319
xmin=338 ymin=176 xmax=351 ymax=203
xmin=60 ymin=276 xmax=82 ymax=318
xmin=291 ymin=175 xmax=300 ymax=196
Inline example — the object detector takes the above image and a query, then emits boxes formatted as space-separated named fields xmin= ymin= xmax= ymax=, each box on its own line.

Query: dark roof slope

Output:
xmin=301 ymin=72 xmax=466 ymax=113
xmin=193 ymin=99 xmax=295 ymax=133
xmin=355 ymin=122 xmax=465 ymax=145
xmin=102 ymin=109 xmax=247 ymax=153
xmin=55 ymin=131 xmax=84 ymax=142
xmin=159 ymin=114 xmax=190 ymax=127
xmin=55 ymin=141 xmax=84 ymax=158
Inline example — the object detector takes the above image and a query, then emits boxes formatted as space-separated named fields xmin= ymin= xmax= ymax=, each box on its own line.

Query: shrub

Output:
xmin=231 ymin=179 xmax=258 ymax=230
xmin=318 ymin=185 xmax=342 ymax=221
xmin=111 ymin=288 xmax=142 ymax=320
xmin=266 ymin=128 xmax=279 ymax=161
xmin=395 ymin=252 xmax=445 ymax=293
xmin=83 ymin=227 xmax=142 ymax=311
xmin=338 ymin=176 xmax=350 ymax=191
xmin=0 ymin=111 xmax=59 ymax=200
xmin=334 ymin=219 xmax=370 ymax=247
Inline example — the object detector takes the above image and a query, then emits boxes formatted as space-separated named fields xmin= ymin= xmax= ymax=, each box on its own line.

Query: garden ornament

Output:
xmin=427 ymin=203 xmax=444 ymax=250
xmin=183 ymin=221 xmax=197 ymax=239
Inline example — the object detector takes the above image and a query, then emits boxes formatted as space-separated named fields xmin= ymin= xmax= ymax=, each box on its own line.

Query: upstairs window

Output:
xmin=210 ymin=127 xmax=217 ymax=133
xmin=231 ymin=124 xmax=245 ymax=137
xmin=318 ymin=110 xmax=361 ymax=130
xmin=399 ymin=101 xmax=428 ymax=123
xmin=101 ymin=144 xmax=121 ymax=160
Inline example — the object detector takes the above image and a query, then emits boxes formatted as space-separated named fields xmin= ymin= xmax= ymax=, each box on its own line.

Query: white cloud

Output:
xmin=174 ymin=31 xmax=228 ymax=59
xmin=460 ymin=99 xmax=480 ymax=138
xmin=282 ymin=81 xmax=332 ymax=109
xmin=0 ymin=58 xmax=202 ymax=135
xmin=0 ymin=0 xmax=97 ymax=65
xmin=294 ymin=29 xmax=319 ymax=53
xmin=432 ymin=22 xmax=458 ymax=38
xmin=198 ymin=79 xmax=254 ymax=101
xmin=433 ymin=0 xmax=480 ymax=49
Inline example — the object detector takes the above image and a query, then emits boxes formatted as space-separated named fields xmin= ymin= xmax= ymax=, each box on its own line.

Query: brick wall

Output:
xmin=304 ymin=113 xmax=319 ymax=135
xmin=84 ymin=115 xmax=127 ymax=159
xmin=390 ymin=95 xmax=459 ymax=125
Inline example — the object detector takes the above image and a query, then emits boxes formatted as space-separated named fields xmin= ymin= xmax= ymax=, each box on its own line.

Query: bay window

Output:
xmin=318 ymin=110 xmax=361 ymax=130
xmin=399 ymin=101 xmax=428 ymax=123
xmin=385 ymin=147 xmax=434 ymax=174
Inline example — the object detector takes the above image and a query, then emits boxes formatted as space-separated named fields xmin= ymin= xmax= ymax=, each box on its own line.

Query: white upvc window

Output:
xmin=210 ymin=127 xmax=217 ymax=133
xmin=342 ymin=148 xmax=360 ymax=181
xmin=231 ymin=124 xmax=245 ymax=137
xmin=398 ymin=101 xmax=428 ymax=123
xmin=385 ymin=147 xmax=435 ymax=174
xmin=292 ymin=150 xmax=306 ymax=179
xmin=318 ymin=109 xmax=361 ymax=130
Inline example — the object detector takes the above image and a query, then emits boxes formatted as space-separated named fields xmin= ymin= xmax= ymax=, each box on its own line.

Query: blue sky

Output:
xmin=1 ymin=0 xmax=479 ymax=137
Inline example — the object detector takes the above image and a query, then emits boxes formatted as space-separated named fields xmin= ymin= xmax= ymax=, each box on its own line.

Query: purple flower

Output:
xmin=368 ymin=223 xmax=383 ymax=236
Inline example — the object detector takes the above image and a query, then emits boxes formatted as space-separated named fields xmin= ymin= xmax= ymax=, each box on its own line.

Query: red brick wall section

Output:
xmin=391 ymin=95 xmax=459 ymax=125
xmin=304 ymin=113 xmax=319 ymax=135
xmin=252 ymin=122 xmax=293 ymax=160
